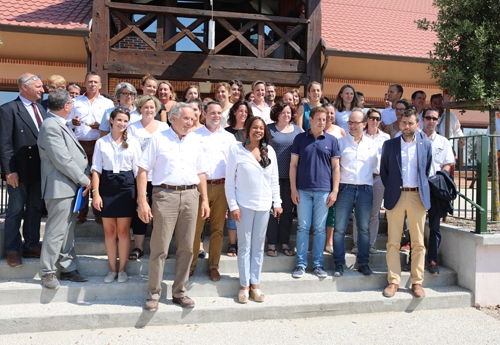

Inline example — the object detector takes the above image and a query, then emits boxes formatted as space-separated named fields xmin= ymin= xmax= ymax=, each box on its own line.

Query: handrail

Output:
xmin=457 ymin=192 xmax=485 ymax=214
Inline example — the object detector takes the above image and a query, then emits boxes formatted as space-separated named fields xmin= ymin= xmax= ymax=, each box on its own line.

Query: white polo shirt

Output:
xmin=338 ymin=133 xmax=379 ymax=186
xmin=426 ymin=131 xmax=456 ymax=177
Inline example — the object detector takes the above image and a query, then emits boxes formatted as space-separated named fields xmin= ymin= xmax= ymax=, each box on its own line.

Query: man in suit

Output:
xmin=37 ymin=90 xmax=91 ymax=289
xmin=0 ymin=73 xmax=46 ymax=267
xmin=380 ymin=108 xmax=432 ymax=299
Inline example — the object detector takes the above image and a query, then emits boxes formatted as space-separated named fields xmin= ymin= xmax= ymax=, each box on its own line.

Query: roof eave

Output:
xmin=0 ymin=24 xmax=90 ymax=37
xmin=324 ymin=47 xmax=431 ymax=63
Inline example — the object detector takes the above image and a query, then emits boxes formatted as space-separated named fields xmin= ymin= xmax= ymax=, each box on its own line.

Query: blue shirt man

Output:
xmin=290 ymin=106 xmax=340 ymax=279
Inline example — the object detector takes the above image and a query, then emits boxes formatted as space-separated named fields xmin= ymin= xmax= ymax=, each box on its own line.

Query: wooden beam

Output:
xmin=162 ymin=15 xmax=208 ymax=53
xmin=91 ymin=0 xmax=110 ymax=92
xmin=305 ymin=0 xmax=322 ymax=84
xmin=106 ymin=1 xmax=309 ymax=25
xmin=258 ymin=22 xmax=265 ymax=58
xmin=156 ymin=14 xmax=164 ymax=51
xmin=105 ymin=50 xmax=307 ymax=84
xmin=265 ymin=23 xmax=305 ymax=60
xmin=216 ymin=19 xmax=258 ymax=57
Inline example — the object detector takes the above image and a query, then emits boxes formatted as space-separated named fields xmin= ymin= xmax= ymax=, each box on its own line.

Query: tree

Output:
xmin=417 ymin=0 xmax=500 ymax=220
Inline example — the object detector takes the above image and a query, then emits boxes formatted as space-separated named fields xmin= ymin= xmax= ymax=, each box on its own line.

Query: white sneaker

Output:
xmin=324 ymin=245 xmax=334 ymax=254
xmin=104 ymin=271 xmax=117 ymax=283
xmin=369 ymin=246 xmax=378 ymax=254
xmin=117 ymin=270 xmax=128 ymax=283
xmin=351 ymin=245 xmax=358 ymax=254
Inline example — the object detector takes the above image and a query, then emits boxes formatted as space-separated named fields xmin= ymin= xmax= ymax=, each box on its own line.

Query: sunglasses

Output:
xmin=115 ymin=107 xmax=131 ymax=114
xmin=23 ymin=75 xmax=41 ymax=84
xmin=424 ymin=116 xmax=439 ymax=121
xmin=368 ymin=116 xmax=381 ymax=122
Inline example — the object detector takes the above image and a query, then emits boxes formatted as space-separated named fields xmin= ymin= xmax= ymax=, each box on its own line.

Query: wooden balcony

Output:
xmin=91 ymin=0 xmax=321 ymax=91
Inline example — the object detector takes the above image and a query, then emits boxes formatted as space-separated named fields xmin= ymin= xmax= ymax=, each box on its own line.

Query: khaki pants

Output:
xmin=190 ymin=183 xmax=228 ymax=271
xmin=147 ymin=187 xmax=199 ymax=300
xmin=386 ymin=191 xmax=427 ymax=285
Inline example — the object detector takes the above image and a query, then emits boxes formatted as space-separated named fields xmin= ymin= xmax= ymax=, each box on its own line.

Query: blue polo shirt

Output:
xmin=291 ymin=129 xmax=340 ymax=191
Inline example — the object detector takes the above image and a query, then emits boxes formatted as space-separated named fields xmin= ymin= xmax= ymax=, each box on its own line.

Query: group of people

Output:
xmin=0 ymin=72 xmax=459 ymax=310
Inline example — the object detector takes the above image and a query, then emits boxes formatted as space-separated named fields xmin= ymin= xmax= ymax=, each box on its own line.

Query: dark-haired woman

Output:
xmin=266 ymin=101 xmax=302 ymax=257
xmin=229 ymin=79 xmax=244 ymax=103
xmin=334 ymin=84 xmax=359 ymax=133
xmin=182 ymin=85 xmax=199 ymax=102
xmin=224 ymin=101 xmax=253 ymax=256
xmin=225 ymin=116 xmax=282 ymax=303
xmin=92 ymin=108 xmax=142 ymax=284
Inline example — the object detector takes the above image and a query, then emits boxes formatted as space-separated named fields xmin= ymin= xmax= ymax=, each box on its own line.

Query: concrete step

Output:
xmin=0 ymin=286 xmax=473 ymax=335
xmin=0 ymin=249 xmax=410 ymax=280
xmin=0 ymin=267 xmax=458 ymax=305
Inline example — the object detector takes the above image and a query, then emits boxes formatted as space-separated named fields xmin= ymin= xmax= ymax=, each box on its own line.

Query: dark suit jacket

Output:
xmin=0 ymin=97 xmax=47 ymax=184
xmin=380 ymin=131 xmax=432 ymax=210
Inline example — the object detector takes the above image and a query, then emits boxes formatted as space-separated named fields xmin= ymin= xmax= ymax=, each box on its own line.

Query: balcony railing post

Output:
xmin=476 ymin=135 xmax=489 ymax=233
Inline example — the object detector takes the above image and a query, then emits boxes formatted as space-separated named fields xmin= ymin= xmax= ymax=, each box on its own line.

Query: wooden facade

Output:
xmin=90 ymin=0 xmax=322 ymax=92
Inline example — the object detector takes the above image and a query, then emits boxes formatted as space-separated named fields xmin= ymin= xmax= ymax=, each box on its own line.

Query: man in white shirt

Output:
xmin=381 ymin=84 xmax=404 ymax=127
xmin=189 ymin=101 xmax=236 ymax=281
xmin=333 ymin=109 xmax=379 ymax=277
xmin=68 ymin=72 xmax=114 ymax=224
xmin=430 ymin=94 xmax=464 ymax=138
xmin=137 ymin=103 xmax=209 ymax=311
xmin=421 ymin=108 xmax=455 ymax=275
xmin=411 ymin=90 xmax=426 ymax=116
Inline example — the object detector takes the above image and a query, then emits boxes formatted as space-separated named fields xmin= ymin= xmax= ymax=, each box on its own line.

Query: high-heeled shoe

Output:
xmin=238 ymin=288 xmax=249 ymax=304
xmin=250 ymin=287 xmax=265 ymax=302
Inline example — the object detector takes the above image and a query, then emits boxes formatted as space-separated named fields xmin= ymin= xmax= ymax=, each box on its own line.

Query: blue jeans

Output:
xmin=295 ymin=190 xmax=329 ymax=268
xmin=4 ymin=182 xmax=43 ymax=254
xmin=334 ymin=184 xmax=373 ymax=266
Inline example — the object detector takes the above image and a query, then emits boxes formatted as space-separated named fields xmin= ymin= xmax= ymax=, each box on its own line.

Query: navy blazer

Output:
xmin=0 ymin=97 xmax=47 ymax=184
xmin=380 ymin=131 xmax=432 ymax=210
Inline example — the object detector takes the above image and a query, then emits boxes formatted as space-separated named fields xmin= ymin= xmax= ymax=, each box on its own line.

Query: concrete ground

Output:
xmin=3 ymin=307 xmax=499 ymax=345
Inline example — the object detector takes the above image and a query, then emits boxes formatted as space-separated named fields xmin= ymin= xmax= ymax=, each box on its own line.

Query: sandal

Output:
xmin=281 ymin=247 xmax=295 ymax=256
xmin=267 ymin=246 xmax=278 ymax=257
xmin=250 ymin=287 xmax=265 ymax=302
xmin=238 ymin=288 xmax=249 ymax=304
xmin=227 ymin=243 xmax=237 ymax=257
xmin=128 ymin=248 xmax=143 ymax=260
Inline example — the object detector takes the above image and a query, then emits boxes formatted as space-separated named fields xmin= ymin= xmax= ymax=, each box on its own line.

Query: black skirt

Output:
xmin=98 ymin=170 xmax=136 ymax=218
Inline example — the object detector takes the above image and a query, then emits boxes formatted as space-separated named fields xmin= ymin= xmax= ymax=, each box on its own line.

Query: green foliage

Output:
xmin=416 ymin=0 xmax=500 ymax=106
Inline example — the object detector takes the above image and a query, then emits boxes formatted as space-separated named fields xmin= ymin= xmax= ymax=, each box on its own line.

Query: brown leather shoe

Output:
xmin=76 ymin=214 xmax=87 ymax=224
xmin=209 ymin=268 xmax=221 ymax=282
xmin=383 ymin=283 xmax=399 ymax=298
xmin=172 ymin=296 xmax=195 ymax=308
xmin=145 ymin=299 xmax=159 ymax=311
xmin=7 ymin=252 xmax=22 ymax=267
xmin=23 ymin=246 xmax=41 ymax=258
xmin=412 ymin=284 xmax=426 ymax=298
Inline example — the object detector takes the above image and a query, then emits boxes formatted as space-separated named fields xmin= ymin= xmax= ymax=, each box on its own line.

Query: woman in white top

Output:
xmin=91 ymin=108 xmax=142 ymax=284
xmin=323 ymin=103 xmax=346 ymax=254
xmin=128 ymin=95 xmax=169 ymax=260
xmin=249 ymin=80 xmax=271 ymax=124
xmin=157 ymin=80 xmax=177 ymax=122
xmin=215 ymin=82 xmax=233 ymax=128
xmin=182 ymin=85 xmax=199 ymax=102
xmin=334 ymin=84 xmax=360 ymax=133
xmin=187 ymin=98 xmax=204 ymax=131
xmin=99 ymin=82 xmax=140 ymax=137
xmin=225 ymin=116 xmax=282 ymax=304
xmin=296 ymin=81 xmax=323 ymax=131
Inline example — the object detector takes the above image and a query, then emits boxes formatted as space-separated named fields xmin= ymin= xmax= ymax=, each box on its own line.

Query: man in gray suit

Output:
xmin=37 ymin=90 xmax=91 ymax=289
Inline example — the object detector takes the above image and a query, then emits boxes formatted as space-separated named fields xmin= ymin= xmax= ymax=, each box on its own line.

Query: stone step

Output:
xmin=0 ymin=267 xmax=458 ymax=305
xmin=0 ymin=250 xmax=410 ymax=280
xmin=0 ymin=286 xmax=473 ymax=335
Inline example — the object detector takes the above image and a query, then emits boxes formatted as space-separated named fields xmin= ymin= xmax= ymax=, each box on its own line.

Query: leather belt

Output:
xmin=207 ymin=178 xmax=225 ymax=185
xmin=155 ymin=184 xmax=197 ymax=190
xmin=401 ymin=187 xmax=419 ymax=192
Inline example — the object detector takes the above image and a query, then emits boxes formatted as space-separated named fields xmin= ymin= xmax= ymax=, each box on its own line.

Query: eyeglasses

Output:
xmin=115 ymin=107 xmax=131 ymax=114
xmin=368 ymin=117 xmax=381 ymax=122
xmin=121 ymin=92 xmax=134 ymax=97
xmin=23 ymin=75 xmax=41 ymax=84
xmin=424 ymin=116 xmax=439 ymax=121
xmin=395 ymin=108 xmax=406 ymax=112
xmin=347 ymin=121 xmax=364 ymax=126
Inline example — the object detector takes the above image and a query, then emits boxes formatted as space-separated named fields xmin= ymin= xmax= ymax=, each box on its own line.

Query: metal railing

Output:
xmin=449 ymin=134 xmax=499 ymax=233
xmin=0 ymin=178 xmax=7 ymax=215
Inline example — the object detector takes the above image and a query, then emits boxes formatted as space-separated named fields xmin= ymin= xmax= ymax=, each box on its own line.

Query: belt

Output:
xmin=401 ymin=187 xmax=419 ymax=192
xmin=78 ymin=140 xmax=97 ymax=145
xmin=207 ymin=178 xmax=225 ymax=185
xmin=155 ymin=184 xmax=197 ymax=190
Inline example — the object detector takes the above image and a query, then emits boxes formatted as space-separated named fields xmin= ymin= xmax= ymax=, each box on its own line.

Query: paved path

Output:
xmin=2 ymin=307 xmax=498 ymax=344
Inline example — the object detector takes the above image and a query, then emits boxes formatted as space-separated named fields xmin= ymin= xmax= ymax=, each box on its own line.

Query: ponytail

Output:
xmin=122 ymin=128 xmax=129 ymax=149
xmin=259 ymin=141 xmax=270 ymax=168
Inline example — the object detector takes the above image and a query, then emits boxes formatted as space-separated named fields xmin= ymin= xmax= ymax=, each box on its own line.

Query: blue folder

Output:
xmin=73 ymin=187 xmax=88 ymax=213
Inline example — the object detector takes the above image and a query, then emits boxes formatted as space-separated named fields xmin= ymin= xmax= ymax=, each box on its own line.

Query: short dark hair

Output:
xmin=411 ymin=90 xmax=426 ymax=100
xmin=85 ymin=71 xmax=100 ymax=82
xmin=422 ymin=107 xmax=440 ymax=118
xmin=265 ymin=82 xmax=276 ymax=90
xmin=390 ymin=83 xmax=404 ymax=95
xmin=430 ymin=93 xmax=444 ymax=103
xmin=48 ymin=90 xmax=71 ymax=111
xmin=204 ymin=100 xmax=222 ymax=113
xmin=396 ymin=99 xmax=410 ymax=109
xmin=270 ymin=101 xmax=297 ymax=123
xmin=356 ymin=91 xmax=364 ymax=98
xmin=402 ymin=108 xmax=418 ymax=120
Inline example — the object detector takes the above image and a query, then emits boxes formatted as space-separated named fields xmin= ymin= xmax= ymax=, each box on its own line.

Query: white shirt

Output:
xmin=225 ymin=142 xmax=281 ymax=211
xmin=364 ymin=129 xmax=390 ymax=170
xmin=401 ymin=136 xmax=418 ymax=188
xmin=68 ymin=94 xmax=114 ymax=141
xmin=425 ymin=131 xmax=455 ymax=177
xmin=137 ymin=128 xmax=209 ymax=186
xmin=220 ymin=108 xmax=230 ymax=128
xmin=91 ymin=134 xmax=142 ymax=176
xmin=486 ymin=118 xmax=500 ymax=150
xmin=338 ymin=133 xmax=379 ymax=186
xmin=193 ymin=126 xmax=237 ymax=180
xmin=335 ymin=109 xmax=352 ymax=133
xmin=20 ymin=95 xmax=43 ymax=131
xmin=250 ymin=101 xmax=272 ymax=124
xmin=99 ymin=106 xmax=141 ymax=132
xmin=382 ymin=106 xmax=397 ymax=125
xmin=419 ymin=111 xmax=464 ymax=138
